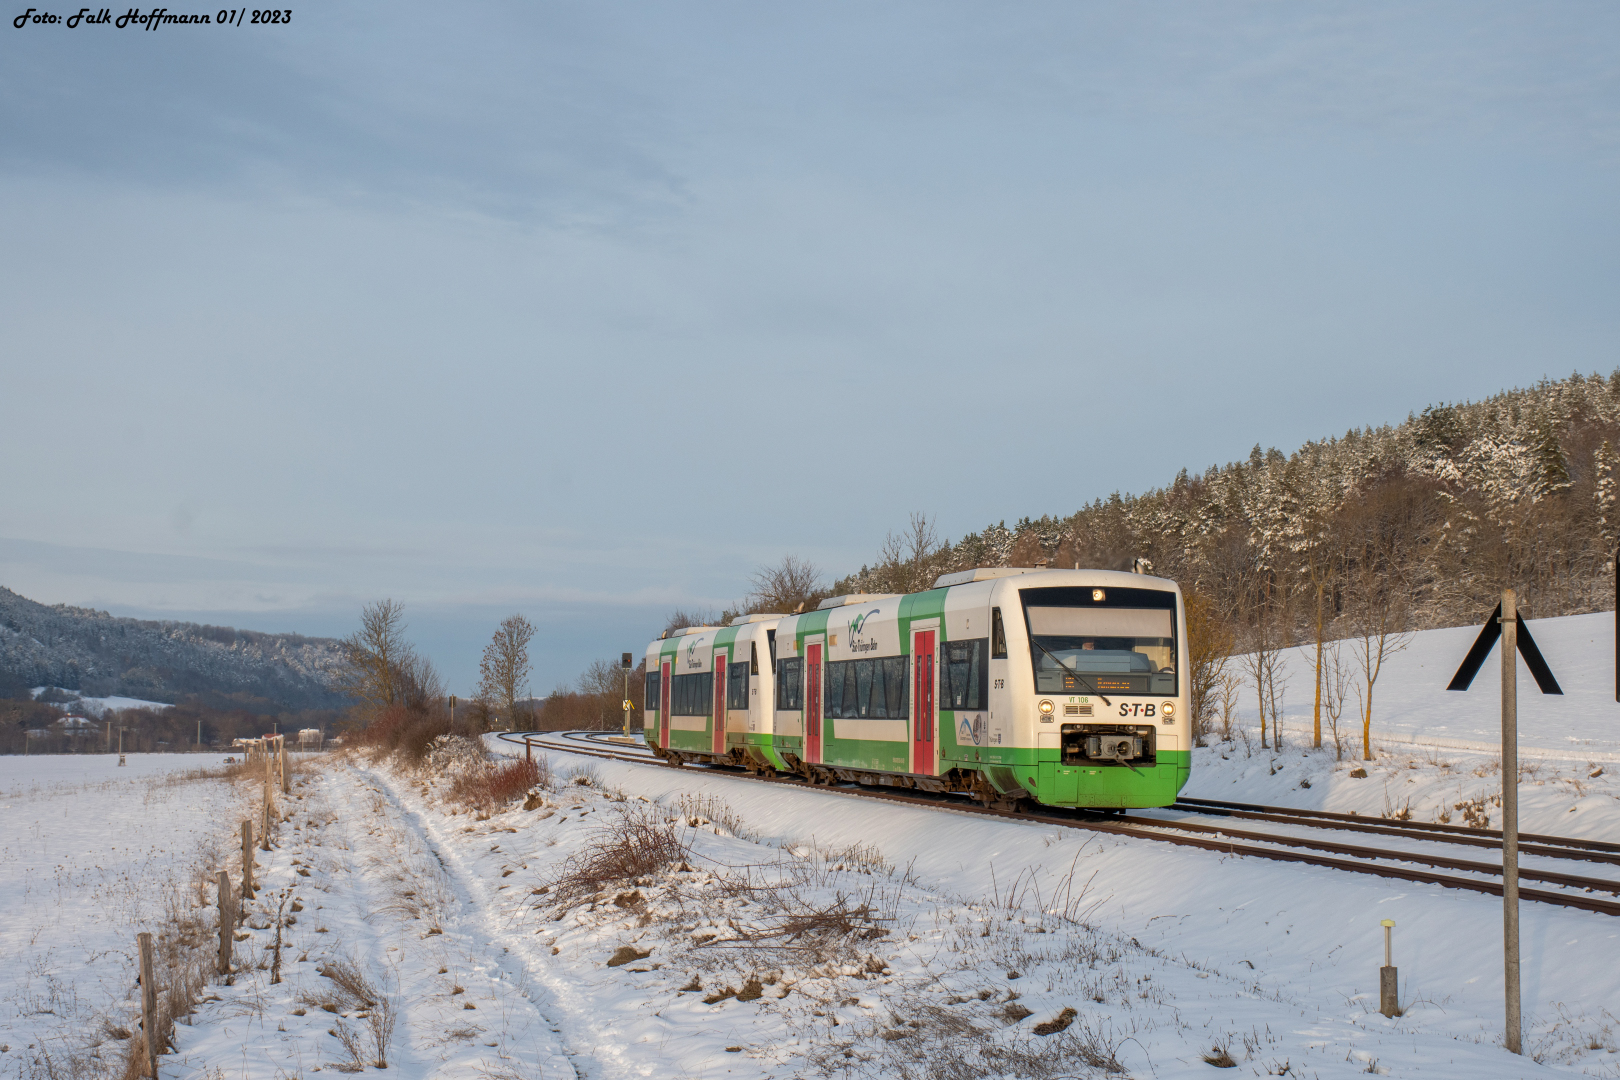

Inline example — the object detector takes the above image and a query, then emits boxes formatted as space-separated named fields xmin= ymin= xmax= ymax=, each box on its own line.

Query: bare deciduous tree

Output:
xmin=1323 ymin=636 xmax=1351 ymax=760
xmin=338 ymin=600 xmax=410 ymax=721
xmin=1184 ymin=587 xmax=1233 ymax=747
xmin=1239 ymin=616 xmax=1288 ymax=751
xmin=578 ymin=658 xmax=626 ymax=730
xmin=864 ymin=512 xmax=947 ymax=594
xmin=662 ymin=609 xmax=720 ymax=637
xmin=476 ymin=614 xmax=535 ymax=732
xmin=1217 ymin=669 xmax=1242 ymax=744
xmin=396 ymin=651 xmax=445 ymax=713
xmin=1338 ymin=482 xmax=1424 ymax=760
xmin=1300 ymin=507 xmax=1341 ymax=751
xmin=746 ymin=555 xmax=825 ymax=614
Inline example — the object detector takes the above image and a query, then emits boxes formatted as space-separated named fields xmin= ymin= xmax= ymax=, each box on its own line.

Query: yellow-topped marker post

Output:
xmin=1379 ymin=919 xmax=1398 ymax=1017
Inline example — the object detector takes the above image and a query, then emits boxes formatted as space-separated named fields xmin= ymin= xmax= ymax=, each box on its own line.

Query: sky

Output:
xmin=3 ymin=2 xmax=1619 ymax=695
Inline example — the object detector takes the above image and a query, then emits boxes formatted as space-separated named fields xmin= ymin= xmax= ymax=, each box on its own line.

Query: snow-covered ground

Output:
xmin=4 ymin=612 xmax=1619 ymax=1079
xmin=0 ymin=753 xmax=248 ymax=1076
xmin=30 ymin=685 xmax=175 ymax=716
xmin=1245 ymin=611 xmax=1620 ymax=760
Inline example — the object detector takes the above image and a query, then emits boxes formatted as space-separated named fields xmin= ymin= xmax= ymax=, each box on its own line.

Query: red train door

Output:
xmin=659 ymin=660 xmax=671 ymax=750
xmin=912 ymin=629 xmax=936 ymax=775
xmin=806 ymin=642 xmax=823 ymax=764
xmin=713 ymin=653 xmax=727 ymax=757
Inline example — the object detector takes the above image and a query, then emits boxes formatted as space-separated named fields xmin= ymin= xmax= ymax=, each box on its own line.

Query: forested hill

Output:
xmin=834 ymin=372 xmax=1620 ymax=636
xmin=0 ymin=586 xmax=347 ymax=710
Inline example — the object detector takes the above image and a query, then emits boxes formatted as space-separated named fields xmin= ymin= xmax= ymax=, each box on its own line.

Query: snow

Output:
xmin=4 ymin=612 xmax=1620 ymax=1079
xmin=1250 ymin=612 xmax=1620 ymax=760
xmin=30 ymin=685 xmax=175 ymax=716
xmin=0 ymin=754 xmax=248 ymax=1076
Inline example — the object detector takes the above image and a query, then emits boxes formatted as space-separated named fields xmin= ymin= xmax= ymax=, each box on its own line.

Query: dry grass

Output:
xmin=676 ymin=792 xmax=757 ymax=840
xmin=699 ymin=885 xmax=894 ymax=958
xmin=807 ymin=1000 xmax=1129 ymax=1079
xmin=535 ymin=801 xmax=691 ymax=910
xmin=300 ymin=958 xmax=395 ymax=1068
xmin=448 ymin=757 xmax=544 ymax=812
xmin=103 ymin=850 xmax=232 ymax=1079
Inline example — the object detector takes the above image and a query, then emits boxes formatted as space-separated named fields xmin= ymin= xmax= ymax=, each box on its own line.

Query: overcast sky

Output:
xmin=3 ymin=2 xmax=1618 ymax=694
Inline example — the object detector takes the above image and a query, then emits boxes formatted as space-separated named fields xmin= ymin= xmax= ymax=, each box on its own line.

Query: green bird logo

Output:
xmin=849 ymin=609 xmax=881 ymax=635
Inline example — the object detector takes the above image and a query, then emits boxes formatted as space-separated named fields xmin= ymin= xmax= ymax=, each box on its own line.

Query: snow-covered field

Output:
xmin=3 ymin=613 xmax=1619 ymax=1080
xmin=0 ymin=754 xmax=249 ymax=1077
xmin=30 ymin=686 xmax=175 ymax=717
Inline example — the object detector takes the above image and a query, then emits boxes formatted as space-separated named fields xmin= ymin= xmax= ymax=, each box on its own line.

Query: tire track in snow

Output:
xmin=355 ymin=765 xmax=643 ymax=1080
xmin=169 ymin=764 xmax=575 ymax=1079
xmin=316 ymin=764 xmax=580 ymax=1079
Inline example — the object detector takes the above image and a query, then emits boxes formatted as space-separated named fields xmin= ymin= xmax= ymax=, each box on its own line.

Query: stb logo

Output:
xmin=685 ymin=636 xmax=705 ymax=668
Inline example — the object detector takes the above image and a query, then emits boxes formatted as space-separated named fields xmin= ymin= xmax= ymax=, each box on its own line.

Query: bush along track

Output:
xmin=162 ymin=741 xmax=1609 ymax=1079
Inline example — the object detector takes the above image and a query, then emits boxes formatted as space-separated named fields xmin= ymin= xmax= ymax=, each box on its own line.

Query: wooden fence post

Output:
xmin=216 ymin=870 xmax=233 ymax=974
xmin=137 ymin=931 xmax=158 ymax=1077
xmin=279 ymin=737 xmax=289 ymax=795
xmin=261 ymin=755 xmax=272 ymax=851
xmin=241 ymin=820 xmax=255 ymax=899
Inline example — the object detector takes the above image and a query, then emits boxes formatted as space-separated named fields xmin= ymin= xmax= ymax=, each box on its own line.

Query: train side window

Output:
xmin=767 ymin=629 xmax=776 ymax=668
xmin=775 ymin=656 xmax=803 ymax=710
xmin=671 ymin=672 xmax=713 ymax=715
xmin=645 ymin=670 xmax=661 ymax=711
xmin=821 ymin=656 xmax=909 ymax=718
xmin=727 ymin=656 xmax=750 ymax=710
xmin=991 ymin=608 xmax=1007 ymax=658
xmin=943 ymin=638 xmax=989 ymax=710
xmin=883 ymin=656 xmax=909 ymax=716
xmin=750 ymin=641 xmax=759 ymax=676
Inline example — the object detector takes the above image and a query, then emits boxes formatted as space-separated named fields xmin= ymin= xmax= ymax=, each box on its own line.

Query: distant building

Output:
xmin=52 ymin=716 xmax=96 ymax=737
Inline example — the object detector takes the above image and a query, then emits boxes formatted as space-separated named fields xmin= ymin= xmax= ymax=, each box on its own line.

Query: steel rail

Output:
xmin=1177 ymin=795 xmax=1620 ymax=858
xmin=497 ymin=732 xmax=1620 ymax=917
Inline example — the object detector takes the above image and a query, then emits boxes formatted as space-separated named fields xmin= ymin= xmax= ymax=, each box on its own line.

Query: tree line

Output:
xmin=56 ymin=370 xmax=1595 ymax=762
xmin=635 ymin=371 xmax=1620 ymax=760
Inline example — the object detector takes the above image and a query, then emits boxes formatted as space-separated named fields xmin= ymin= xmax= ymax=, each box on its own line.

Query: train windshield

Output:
xmin=1021 ymin=589 xmax=1177 ymax=696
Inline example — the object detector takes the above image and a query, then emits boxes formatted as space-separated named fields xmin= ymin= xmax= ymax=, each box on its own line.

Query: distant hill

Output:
xmin=0 ymin=586 xmax=348 ymax=711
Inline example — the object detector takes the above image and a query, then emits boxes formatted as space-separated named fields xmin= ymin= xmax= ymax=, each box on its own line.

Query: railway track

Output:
xmin=498 ymin=730 xmax=1620 ymax=917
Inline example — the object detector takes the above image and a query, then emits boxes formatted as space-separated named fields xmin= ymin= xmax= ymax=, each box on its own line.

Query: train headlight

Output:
xmin=1091 ymin=589 xmax=1106 ymax=602
xmin=1161 ymin=702 xmax=1175 ymax=717
xmin=1038 ymin=699 xmax=1055 ymax=716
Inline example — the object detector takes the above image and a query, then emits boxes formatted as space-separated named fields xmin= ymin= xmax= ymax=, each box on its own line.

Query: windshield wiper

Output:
xmin=1030 ymin=639 xmax=1112 ymax=707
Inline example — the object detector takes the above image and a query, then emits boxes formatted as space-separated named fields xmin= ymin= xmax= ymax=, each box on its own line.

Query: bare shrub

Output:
xmin=447 ymin=758 xmax=542 ymax=812
xmin=329 ymin=1018 xmax=369 ymax=1072
xmin=703 ymin=888 xmax=892 ymax=956
xmin=368 ymin=992 xmax=396 ymax=1068
xmin=561 ymin=764 xmax=602 ymax=789
xmin=675 ymin=793 xmax=755 ymax=840
xmin=537 ymin=801 xmax=690 ymax=910
xmin=300 ymin=958 xmax=377 ymax=1013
